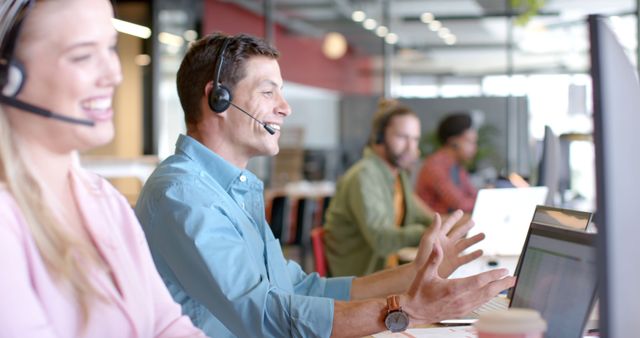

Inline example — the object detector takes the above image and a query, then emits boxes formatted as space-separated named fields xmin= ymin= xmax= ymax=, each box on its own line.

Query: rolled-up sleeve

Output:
xmin=286 ymin=260 xmax=353 ymax=300
xmin=145 ymin=181 xmax=338 ymax=338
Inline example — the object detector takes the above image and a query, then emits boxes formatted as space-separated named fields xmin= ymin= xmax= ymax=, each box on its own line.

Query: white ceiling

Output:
xmin=230 ymin=0 xmax=637 ymax=76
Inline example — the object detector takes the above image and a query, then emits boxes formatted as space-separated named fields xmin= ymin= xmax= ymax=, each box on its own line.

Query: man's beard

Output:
xmin=383 ymin=142 xmax=414 ymax=170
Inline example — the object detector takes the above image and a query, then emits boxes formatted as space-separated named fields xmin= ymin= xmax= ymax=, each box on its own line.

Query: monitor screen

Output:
xmin=537 ymin=126 xmax=561 ymax=205
xmin=510 ymin=224 xmax=597 ymax=338
xmin=589 ymin=14 xmax=640 ymax=337
xmin=531 ymin=205 xmax=593 ymax=230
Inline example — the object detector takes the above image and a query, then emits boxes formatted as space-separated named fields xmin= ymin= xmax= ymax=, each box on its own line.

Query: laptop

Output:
xmin=511 ymin=205 xmax=593 ymax=278
xmin=511 ymin=223 xmax=597 ymax=338
xmin=468 ymin=187 xmax=549 ymax=256
xmin=470 ymin=222 xmax=598 ymax=338
xmin=529 ymin=205 xmax=594 ymax=230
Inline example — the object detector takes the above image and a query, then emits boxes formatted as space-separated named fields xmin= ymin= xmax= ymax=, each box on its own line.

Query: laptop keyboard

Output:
xmin=471 ymin=296 xmax=509 ymax=317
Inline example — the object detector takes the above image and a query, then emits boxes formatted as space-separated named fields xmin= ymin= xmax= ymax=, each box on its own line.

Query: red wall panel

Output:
xmin=203 ymin=1 xmax=377 ymax=95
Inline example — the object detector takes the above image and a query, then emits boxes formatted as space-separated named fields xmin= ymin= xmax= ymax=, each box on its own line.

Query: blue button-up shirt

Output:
xmin=135 ymin=135 xmax=353 ymax=338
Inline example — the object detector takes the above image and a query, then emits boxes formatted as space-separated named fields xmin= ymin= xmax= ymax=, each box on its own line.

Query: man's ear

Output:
xmin=204 ymin=81 xmax=214 ymax=97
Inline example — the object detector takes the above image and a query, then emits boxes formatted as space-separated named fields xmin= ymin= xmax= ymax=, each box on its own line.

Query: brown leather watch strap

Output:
xmin=386 ymin=295 xmax=401 ymax=312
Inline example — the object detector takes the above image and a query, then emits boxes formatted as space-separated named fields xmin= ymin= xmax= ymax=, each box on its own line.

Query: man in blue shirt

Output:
xmin=135 ymin=33 xmax=515 ymax=337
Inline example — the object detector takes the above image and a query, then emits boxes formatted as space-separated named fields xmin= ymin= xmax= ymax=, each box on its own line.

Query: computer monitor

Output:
xmin=589 ymin=14 xmax=640 ymax=337
xmin=537 ymin=125 xmax=570 ymax=206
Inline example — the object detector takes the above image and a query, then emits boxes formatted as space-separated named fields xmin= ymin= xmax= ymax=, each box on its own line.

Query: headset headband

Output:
xmin=0 ymin=0 xmax=33 ymax=88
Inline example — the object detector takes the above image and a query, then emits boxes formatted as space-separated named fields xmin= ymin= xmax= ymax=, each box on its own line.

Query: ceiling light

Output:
xmin=352 ymin=10 xmax=366 ymax=22
xmin=158 ymin=32 xmax=184 ymax=47
xmin=429 ymin=20 xmax=442 ymax=31
xmin=438 ymin=27 xmax=450 ymax=38
xmin=444 ymin=34 xmax=457 ymax=45
xmin=420 ymin=12 xmax=434 ymax=24
xmin=385 ymin=33 xmax=398 ymax=44
xmin=363 ymin=18 xmax=377 ymax=30
xmin=183 ymin=30 xmax=198 ymax=42
xmin=376 ymin=26 xmax=389 ymax=37
xmin=165 ymin=44 xmax=180 ymax=55
xmin=112 ymin=18 xmax=151 ymax=39
xmin=322 ymin=32 xmax=348 ymax=60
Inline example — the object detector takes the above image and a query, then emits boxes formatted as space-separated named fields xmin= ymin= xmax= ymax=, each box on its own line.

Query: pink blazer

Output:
xmin=0 ymin=168 xmax=207 ymax=338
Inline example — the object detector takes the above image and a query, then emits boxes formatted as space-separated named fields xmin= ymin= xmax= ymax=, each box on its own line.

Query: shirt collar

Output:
xmin=175 ymin=134 xmax=252 ymax=191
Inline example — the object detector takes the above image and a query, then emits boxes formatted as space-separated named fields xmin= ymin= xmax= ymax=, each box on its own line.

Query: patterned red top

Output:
xmin=416 ymin=148 xmax=477 ymax=214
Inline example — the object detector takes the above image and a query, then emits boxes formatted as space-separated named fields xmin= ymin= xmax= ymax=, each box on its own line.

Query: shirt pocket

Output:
xmin=265 ymin=238 xmax=294 ymax=292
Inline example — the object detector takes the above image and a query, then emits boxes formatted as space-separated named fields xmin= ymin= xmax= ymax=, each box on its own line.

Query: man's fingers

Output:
xmin=485 ymin=276 xmax=516 ymax=296
xmin=419 ymin=241 xmax=444 ymax=282
xmin=456 ymin=233 xmax=485 ymax=252
xmin=457 ymin=276 xmax=517 ymax=316
xmin=455 ymin=249 xmax=483 ymax=266
xmin=442 ymin=210 xmax=463 ymax=234
xmin=454 ymin=268 xmax=511 ymax=290
xmin=420 ymin=213 xmax=441 ymax=245
xmin=473 ymin=276 xmax=517 ymax=308
xmin=448 ymin=219 xmax=475 ymax=241
xmin=432 ymin=213 xmax=442 ymax=232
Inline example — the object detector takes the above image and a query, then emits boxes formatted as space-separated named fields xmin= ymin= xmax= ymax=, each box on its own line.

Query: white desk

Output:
xmin=371 ymin=326 xmax=599 ymax=338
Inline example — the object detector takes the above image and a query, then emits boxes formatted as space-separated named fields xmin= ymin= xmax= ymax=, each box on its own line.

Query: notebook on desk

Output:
xmin=467 ymin=187 xmax=549 ymax=256
xmin=471 ymin=221 xmax=598 ymax=338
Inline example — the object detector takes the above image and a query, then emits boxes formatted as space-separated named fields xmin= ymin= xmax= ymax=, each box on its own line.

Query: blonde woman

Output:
xmin=0 ymin=0 xmax=206 ymax=337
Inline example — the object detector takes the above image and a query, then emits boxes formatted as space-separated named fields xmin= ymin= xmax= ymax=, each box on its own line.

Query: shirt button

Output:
xmin=240 ymin=202 xmax=245 ymax=209
xmin=239 ymin=175 xmax=247 ymax=183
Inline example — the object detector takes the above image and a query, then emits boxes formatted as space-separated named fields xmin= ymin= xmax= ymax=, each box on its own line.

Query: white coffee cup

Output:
xmin=475 ymin=308 xmax=547 ymax=338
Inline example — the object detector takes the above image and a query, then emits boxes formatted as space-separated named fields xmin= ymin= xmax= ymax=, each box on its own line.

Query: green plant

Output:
xmin=510 ymin=0 xmax=546 ymax=26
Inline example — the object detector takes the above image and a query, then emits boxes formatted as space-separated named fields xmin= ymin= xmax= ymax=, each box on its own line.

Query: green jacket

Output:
xmin=323 ymin=147 xmax=432 ymax=277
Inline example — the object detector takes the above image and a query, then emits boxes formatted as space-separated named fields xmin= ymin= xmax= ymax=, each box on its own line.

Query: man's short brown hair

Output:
xmin=176 ymin=33 xmax=280 ymax=128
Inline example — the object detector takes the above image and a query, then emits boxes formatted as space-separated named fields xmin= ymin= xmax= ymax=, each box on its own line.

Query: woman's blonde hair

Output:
xmin=0 ymin=105 xmax=108 ymax=324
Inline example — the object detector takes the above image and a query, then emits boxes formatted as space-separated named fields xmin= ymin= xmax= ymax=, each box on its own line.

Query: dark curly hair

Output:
xmin=437 ymin=113 xmax=473 ymax=145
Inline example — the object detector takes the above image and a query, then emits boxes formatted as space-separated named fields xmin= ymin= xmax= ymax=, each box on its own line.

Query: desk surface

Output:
xmin=370 ymin=326 xmax=599 ymax=338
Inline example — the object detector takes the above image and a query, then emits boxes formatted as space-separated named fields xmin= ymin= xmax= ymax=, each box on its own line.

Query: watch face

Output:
xmin=384 ymin=310 xmax=409 ymax=333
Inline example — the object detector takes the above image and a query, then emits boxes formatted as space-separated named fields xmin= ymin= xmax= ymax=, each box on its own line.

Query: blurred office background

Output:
xmin=86 ymin=0 xmax=638 ymax=267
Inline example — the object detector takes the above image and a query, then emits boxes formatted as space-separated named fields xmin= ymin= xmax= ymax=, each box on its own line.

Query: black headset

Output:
xmin=373 ymin=105 xmax=402 ymax=144
xmin=374 ymin=113 xmax=394 ymax=144
xmin=0 ymin=0 xmax=32 ymax=98
xmin=208 ymin=37 xmax=232 ymax=113
xmin=204 ymin=35 xmax=277 ymax=135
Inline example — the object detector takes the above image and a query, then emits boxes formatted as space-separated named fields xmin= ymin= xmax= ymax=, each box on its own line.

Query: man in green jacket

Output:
xmin=324 ymin=100 xmax=481 ymax=276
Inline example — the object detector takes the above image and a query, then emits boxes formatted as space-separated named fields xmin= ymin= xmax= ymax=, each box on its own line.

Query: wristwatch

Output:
xmin=384 ymin=295 xmax=410 ymax=332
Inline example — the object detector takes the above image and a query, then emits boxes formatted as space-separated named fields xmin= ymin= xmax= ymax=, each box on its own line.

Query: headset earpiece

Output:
xmin=1 ymin=60 xmax=26 ymax=97
xmin=1 ymin=1 xmax=32 ymax=98
xmin=208 ymin=83 xmax=232 ymax=113
xmin=207 ymin=37 xmax=232 ymax=113
xmin=375 ymin=129 xmax=384 ymax=144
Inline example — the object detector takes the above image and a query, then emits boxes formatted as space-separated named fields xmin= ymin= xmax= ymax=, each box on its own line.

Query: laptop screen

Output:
xmin=469 ymin=187 xmax=549 ymax=256
xmin=531 ymin=205 xmax=593 ymax=230
xmin=510 ymin=223 xmax=597 ymax=338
